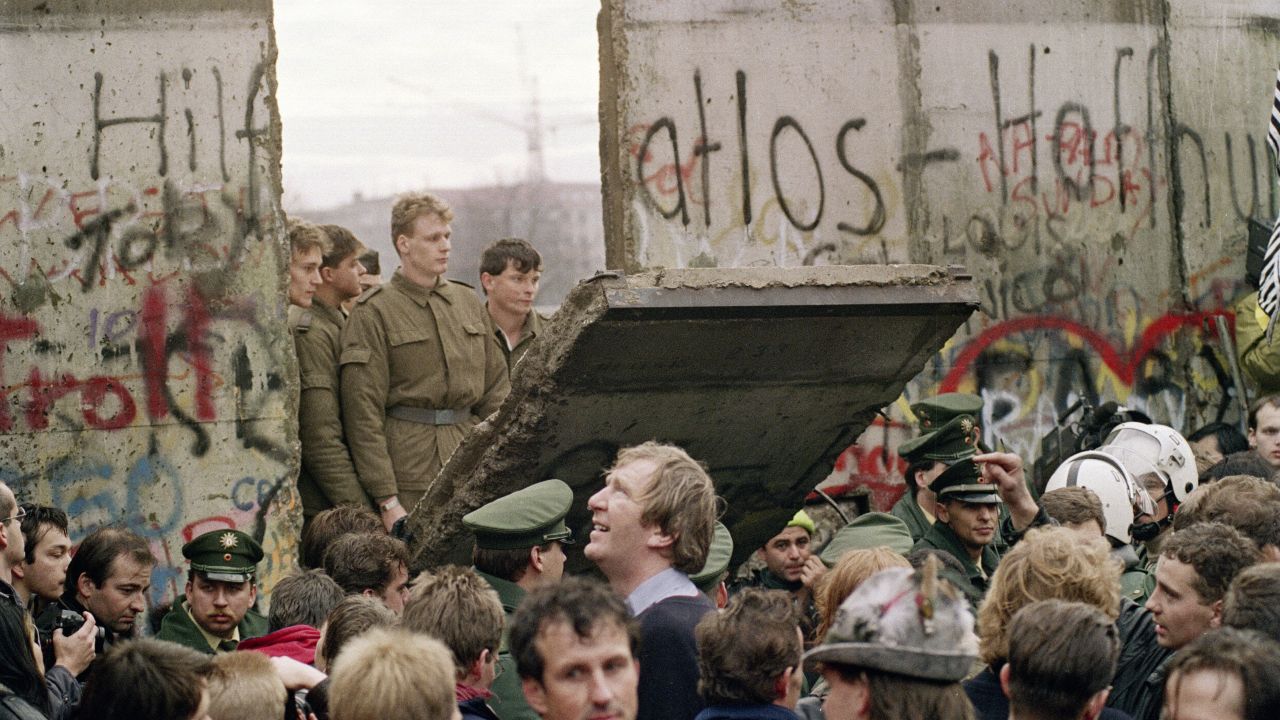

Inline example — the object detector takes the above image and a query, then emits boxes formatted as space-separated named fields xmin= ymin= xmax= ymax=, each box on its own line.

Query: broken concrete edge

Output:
xmin=597 ymin=2 xmax=632 ymax=272
xmin=404 ymin=265 xmax=976 ymax=571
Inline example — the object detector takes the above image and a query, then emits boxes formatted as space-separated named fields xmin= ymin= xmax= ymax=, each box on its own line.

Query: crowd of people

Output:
xmin=3 ymin=191 xmax=1280 ymax=720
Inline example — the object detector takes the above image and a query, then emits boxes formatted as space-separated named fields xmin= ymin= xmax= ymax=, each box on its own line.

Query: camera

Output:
xmin=35 ymin=606 xmax=107 ymax=669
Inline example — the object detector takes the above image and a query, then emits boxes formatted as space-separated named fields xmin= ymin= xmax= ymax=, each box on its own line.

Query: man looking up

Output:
xmin=341 ymin=191 xmax=510 ymax=528
xmin=585 ymin=441 xmax=718 ymax=720
xmin=480 ymin=238 xmax=547 ymax=373
xmin=156 ymin=529 xmax=268 ymax=653
xmin=464 ymin=479 xmax=574 ymax=720
xmin=510 ymin=576 xmax=640 ymax=720
xmin=293 ymin=223 xmax=374 ymax=532
xmin=729 ymin=510 xmax=824 ymax=644
xmin=286 ymin=219 xmax=327 ymax=309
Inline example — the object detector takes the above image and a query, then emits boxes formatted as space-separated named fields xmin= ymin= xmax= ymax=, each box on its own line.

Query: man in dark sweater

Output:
xmin=694 ymin=588 xmax=804 ymax=720
xmin=585 ymin=442 xmax=718 ymax=720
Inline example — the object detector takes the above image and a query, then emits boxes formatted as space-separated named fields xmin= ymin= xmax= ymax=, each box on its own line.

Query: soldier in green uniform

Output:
xmin=340 ymin=192 xmax=511 ymax=530
xmin=911 ymin=422 xmax=1049 ymax=600
xmin=292 ymin=224 xmax=375 ymax=534
xmin=480 ymin=238 xmax=550 ymax=373
xmin=462 ymin=479 xmax=574 ymax=720
xmin=891 ymin=393 xmax=985 ymax=542
xmin=156 ymin=529 xmax=268 ymax=654
xmin=818 ymin=512 xmax=915 ymax=565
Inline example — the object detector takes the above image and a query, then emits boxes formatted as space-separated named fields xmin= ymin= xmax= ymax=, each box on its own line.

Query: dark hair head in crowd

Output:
xmin=322 ymin=532 xmax=409 ymax=601
xmin=510 ymin=575 xmax=638 ymax=682
xmin=1222 ymin=563 xmax=1280 ymax=642
xmin=1160 ymin=522 xmax=1262 ymax=606
xmin=1199 ymin=451 xmax=1275 ymax=484
xmin=0 ymin=601 xmax=51 ymax=716
xmin=19 ymin=503 xmax=68 ymax=565
xmin=77 ymin=638 xmax=214 ymax=720
xmin=401 ymin=566 xmax=504 ymax=679
xmin=268 ymin=569 xmax=345 ymax=633
xmin=1164 ymin=627 xmax=1280 ymax=720
xmin=1187 ymin=422 xmax=1248 ymax=459
xmin=300 ymin=505 xmax=382 ymax=569
xmin=318 ymin=224 xmax=364 ymax=269
xmin=696 ymin=588 xmax=801 ymax=706
xmin=1170 ymin=478 xmax=1280 ymax=556
xmin=1005 ymin=599 xmax=1120 ymax=720
xmin=318 ymin=594 xmax=398 ymax=673
xmin=479 ymin=237 xmax=542 ymax=280
xmin=64 ymin=525 xmax=154 ymax=597
xmin=357 ymin=249 xmax=380 ymax=277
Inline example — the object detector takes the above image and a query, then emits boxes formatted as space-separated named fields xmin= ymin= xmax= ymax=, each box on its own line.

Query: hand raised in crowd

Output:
xmin=52 ymin=611 xmax=97 ymax=677
xmin=378 ymin=497 xmax=407 ymax=533
xmin=974 ymin=451 xmax=1040 ymax=530
xmin=798 ymin=554 xmax=827 ymax=589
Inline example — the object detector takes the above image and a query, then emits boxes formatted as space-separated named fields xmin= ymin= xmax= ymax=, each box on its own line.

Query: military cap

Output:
xmin=463 ymin=479 xmax=574 ymax=550
xmin=691 ymin=522 xmax=734 ymax=592
xmin=911 ymin=393 xmax=983 ymax=431
xmin=928 ymin=457 xmax=1000 ymax=504
xmin=183 ymin=529 xmax=263 ymax=583
xmin=819 ymin=512 xmax=914 ymax=565
xmin=898 ymin=414 xmax=981 ymax=463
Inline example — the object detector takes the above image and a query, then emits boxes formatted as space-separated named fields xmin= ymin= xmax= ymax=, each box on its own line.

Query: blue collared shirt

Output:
xmin=627 ymin=567 xmax=699 ymax=616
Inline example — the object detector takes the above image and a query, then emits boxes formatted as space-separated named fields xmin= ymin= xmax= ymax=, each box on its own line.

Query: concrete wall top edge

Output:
xmin=0 ymin=0 xmax=271 ymax=17
xmin=618 ymin=0 xmax=1166 ymax=26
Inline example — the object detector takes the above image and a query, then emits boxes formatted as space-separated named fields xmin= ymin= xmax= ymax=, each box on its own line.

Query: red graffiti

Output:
xmin=939 ymin=310 xmax=1232 ymax=393
xmin=182 ymin=516 xmax=237 ymax=542
xmin=1 ymin=284 xmax=216 ymax=432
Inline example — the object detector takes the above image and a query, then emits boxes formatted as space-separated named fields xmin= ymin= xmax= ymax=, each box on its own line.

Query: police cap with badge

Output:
xmin=463 ymin=479 xmax=575 ymax=550
xmin=183 ymin=529 xmax=264 ymax=583
xmin=898 ymin=393 xmax=986 ymax=460
xmin=929 ymin=454 xmax=1001 ymax=505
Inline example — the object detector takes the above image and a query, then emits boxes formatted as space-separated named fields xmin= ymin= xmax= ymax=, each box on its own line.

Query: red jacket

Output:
xmin=236 ymin=624 xmax=320 ymax=664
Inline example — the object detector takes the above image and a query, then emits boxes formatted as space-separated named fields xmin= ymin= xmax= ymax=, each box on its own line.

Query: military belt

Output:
xmin=387 ymin=406 xmax=471 ymax=425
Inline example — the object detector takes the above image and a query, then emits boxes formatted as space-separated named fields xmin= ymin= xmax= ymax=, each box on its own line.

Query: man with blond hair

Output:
xmin=340 ymin=191 xmax=510 ymax=528
xmin=206 ymin=651 xmax=286 ymax=720
xmin=402 ymin=566 xmax=505 ymax=720
xmin=287 ymin=219 xmax=327 ymax=309
xmin=586 ymin=441 xmax=718 ymax=720
xmin=329 ymin=627 xmax=460 ymax=720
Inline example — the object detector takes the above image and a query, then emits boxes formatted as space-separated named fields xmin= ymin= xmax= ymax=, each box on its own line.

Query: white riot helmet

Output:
xmin=1100 ymin=422 xmax=1199 ymax=503
xmin=1046 ymin=450 xmax=1156 ymax=545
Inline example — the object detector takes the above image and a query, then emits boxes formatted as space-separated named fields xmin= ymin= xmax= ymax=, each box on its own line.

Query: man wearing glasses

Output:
xmin=0 ymin=485 xmax=26 ymax=608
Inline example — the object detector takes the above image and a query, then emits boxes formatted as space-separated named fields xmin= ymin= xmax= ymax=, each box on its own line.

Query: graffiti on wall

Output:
xmin=1 ymin=33 xmax=299 ymax=605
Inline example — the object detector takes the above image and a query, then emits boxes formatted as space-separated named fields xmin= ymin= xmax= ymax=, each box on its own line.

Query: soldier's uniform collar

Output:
xmin=391 ymin=270 xmax=459 ymax=307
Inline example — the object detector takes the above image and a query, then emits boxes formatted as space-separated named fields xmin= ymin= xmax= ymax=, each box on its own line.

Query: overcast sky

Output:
xmin=274 ymin=0 xmax=601 ymax=210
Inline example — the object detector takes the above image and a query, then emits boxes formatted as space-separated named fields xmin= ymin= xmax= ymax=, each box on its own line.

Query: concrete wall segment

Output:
xmin=0 ymin=2 xmax=298 ymax=609
xmin=600 ymin=0 xmax=1280 ymax=503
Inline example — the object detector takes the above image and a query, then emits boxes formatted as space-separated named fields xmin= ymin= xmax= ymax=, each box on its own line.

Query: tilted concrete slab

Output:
xmin=405 ymin=265 xmax=978 ymax=570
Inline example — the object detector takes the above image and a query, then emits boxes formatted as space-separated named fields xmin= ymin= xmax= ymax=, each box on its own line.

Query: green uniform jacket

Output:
xmin=154 ymin=597 xmax=268 ymax=654
xmin=1234 ymin=291 xmax=1280 ymax=395
xmin=340 ymin=272 xmax=511 ymax=511
xmin=496 ymin=310 xmax=549 ymax=373
xmin=475 ymin=570 xmax=540 ymax=720
xmin=889 ymin=493 xmax=932 ymax=543
xmin=912 ymin=521 xmax=1000 ymax=598
xmin=291 ymin=301 xmax=372 ymax=521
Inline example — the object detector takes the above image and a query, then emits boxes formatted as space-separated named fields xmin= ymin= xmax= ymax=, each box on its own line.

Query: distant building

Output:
xmin=297 ymin=181 xmax=606 ymax=308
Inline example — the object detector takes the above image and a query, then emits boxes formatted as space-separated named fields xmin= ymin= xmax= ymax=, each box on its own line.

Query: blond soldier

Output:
xmin=340 ymin=192 xmax=510 ymax=529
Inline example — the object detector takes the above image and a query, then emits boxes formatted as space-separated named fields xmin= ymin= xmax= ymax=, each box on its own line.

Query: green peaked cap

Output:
xmin=463 ymin=479 xmax=575 ymax=550
xmin=898 ymin=414 xmax=982 ymax=463
xmin=911 ymin=393 xmax=983 ymax=431
xmin=691 ymin=521 xmax=734 ymax=592
xmin=820 ymin=512 xmax=915 ymax=565
xmin=928 ymin=458 xmax=1000 ymax=504
xmin=183 ymin=529 xmax=263 ymax=583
